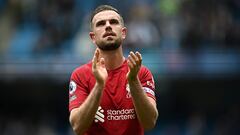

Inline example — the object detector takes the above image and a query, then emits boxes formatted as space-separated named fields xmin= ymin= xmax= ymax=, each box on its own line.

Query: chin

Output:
xmin=98 ymin=43 xmax=121 ymax=51
xmin=97 ymin=38 xmax=122 ymax=51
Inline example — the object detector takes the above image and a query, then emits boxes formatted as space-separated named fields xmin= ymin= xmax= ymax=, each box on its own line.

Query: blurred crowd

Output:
xmin=0 ymin=0 xmax=239 ymax=58
xmin=0 ymin=104 xmax=239 ymax=135
xmin=0 ymin=0 xmax=239 ymax=135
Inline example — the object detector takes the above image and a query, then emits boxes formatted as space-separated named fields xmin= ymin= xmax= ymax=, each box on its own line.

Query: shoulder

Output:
xmin=139 ymin=65 xmax=152 ymax=74
xmin=138 ymin=65 xmax=154 ymax=79
xmin=72 ymin=62 xmax=92 ymax=74
xmin=71 ymin=62 xmax=92 ymax=80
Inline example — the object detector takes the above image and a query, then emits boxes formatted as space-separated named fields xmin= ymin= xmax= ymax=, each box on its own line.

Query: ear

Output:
xmin=122 ymin=27 xmax=127 ymax=40
xmin=89 ymin=32 xmax=96 ymax=44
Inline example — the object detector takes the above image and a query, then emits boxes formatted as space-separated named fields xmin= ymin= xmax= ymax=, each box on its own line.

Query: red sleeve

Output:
xmin=139 ymin=66 xmax=156 ymax=100
xmin=69 ymin=67 xmax=89 ymax=112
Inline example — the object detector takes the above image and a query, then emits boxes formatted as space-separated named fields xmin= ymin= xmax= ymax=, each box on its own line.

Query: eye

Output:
xmin=110 ymin=19 xmax=119 ymax=25
xmin=96 ymin=20 xmax=105 ymax=27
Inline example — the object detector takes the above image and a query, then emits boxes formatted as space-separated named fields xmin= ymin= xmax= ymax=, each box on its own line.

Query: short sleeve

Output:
xmin=69 ymin=68 xmax=89 ymax=112
xmin=139 ymin=67 xmax=156 ymax=100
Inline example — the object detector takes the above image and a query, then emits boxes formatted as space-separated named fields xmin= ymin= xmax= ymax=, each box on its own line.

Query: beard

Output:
xmin=96 ymin=37 xmax=122 ymax=51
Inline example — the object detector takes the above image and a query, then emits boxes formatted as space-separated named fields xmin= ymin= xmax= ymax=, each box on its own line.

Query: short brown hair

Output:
xmin=90 ymin=5 xmax=124 ymax=30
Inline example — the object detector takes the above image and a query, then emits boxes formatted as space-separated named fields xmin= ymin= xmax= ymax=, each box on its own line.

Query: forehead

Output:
xmin=92 ymin=10 xmax=121 ymax=24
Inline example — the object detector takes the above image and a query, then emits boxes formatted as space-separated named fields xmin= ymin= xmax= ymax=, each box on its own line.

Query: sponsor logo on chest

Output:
xmin=94 ymin=106 xmax=136 ymax=123
xmin=125 ymin=83 xmax=132 ymax=98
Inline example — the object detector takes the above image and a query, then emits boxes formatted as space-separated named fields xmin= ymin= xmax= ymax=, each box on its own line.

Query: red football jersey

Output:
xmin=69 ymin=60 xmax=156 ymax=135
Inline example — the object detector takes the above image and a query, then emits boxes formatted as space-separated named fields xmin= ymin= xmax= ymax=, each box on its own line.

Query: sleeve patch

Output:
xmin=69 ymin=81 xmax=77 ymax=95
xmin=69 ymin=95 xmax=77 ymax=102
xmin=143 ymin=87 xmax=155 ymax=96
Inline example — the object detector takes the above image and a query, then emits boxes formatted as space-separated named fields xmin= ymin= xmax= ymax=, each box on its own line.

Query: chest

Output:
xmin=89 ymin=71 xmax=134 ymax=110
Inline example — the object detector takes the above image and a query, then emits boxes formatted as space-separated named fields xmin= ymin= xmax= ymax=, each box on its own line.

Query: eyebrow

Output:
xmin=109 ymin=19 xmax=119 ymax=24
xmin=96 ymin=20 xmax=105 ymax=27
xmin=95 ymin=18 xmax=120 ymax=27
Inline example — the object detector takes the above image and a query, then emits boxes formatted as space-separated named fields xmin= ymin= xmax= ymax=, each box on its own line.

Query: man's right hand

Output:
xmin=92 ymin=49 xmax=108 ymax=86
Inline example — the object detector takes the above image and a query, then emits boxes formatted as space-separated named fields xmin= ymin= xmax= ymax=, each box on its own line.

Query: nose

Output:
xmin=105 ymin=21 xmax=112 ymax=31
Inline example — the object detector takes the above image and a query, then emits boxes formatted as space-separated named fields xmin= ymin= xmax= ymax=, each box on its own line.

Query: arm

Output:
xmin=127 ymin=51 xmax=158 ymax=130
xmin=69 ymin=49 xmax=108 ymax=135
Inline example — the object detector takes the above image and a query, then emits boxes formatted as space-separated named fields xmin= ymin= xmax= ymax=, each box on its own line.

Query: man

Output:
xmin=69 ymin=5 xmax=158 ymax=135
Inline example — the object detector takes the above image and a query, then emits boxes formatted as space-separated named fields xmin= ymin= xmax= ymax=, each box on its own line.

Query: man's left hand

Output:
xmin=127 ymin=51 xmax=142 ymax=81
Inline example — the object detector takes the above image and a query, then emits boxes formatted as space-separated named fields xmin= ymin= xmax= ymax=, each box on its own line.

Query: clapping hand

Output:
xmin=127 ymin=51 xmax=142 ymax=81
xmin=92 ymin=49 xmax=108 ymax=85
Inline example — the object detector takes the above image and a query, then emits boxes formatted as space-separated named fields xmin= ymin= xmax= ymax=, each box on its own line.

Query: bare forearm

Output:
xmin=128 ymin=77 xmax=158 ymax=130
xmin=70 ymin=83 xmax=104 ymax=135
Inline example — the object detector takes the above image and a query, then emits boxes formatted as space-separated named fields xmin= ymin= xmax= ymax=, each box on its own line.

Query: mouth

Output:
xmin=103 ymin=32 xmax=116 ymax=38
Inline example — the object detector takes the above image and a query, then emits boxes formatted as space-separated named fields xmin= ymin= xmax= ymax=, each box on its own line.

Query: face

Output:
xmin=90 ymin=10 xmax=127 ymax=51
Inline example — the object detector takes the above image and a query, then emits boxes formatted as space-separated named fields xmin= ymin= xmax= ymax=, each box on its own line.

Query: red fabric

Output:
xmin=69 ymin=60 xmax=156 ymax=135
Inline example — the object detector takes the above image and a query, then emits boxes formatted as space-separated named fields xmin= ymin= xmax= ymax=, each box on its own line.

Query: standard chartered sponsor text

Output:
xmin=107 ymin=109 xmax=136 ymax=120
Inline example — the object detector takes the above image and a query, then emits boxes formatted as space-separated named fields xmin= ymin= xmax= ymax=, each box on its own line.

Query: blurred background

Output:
xmin=0 ymin=0 xmax=239 ymax=134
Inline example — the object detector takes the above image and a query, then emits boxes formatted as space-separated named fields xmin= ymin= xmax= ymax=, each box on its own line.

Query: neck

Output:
xmin=99 ymin=47 xmax=125 ymax=70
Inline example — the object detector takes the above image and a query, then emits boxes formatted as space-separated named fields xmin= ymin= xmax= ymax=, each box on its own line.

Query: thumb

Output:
xmin=126 ymin=67 xmax=130 ymax=77
xmin=100 ymin=58 xmax=105 ymax=67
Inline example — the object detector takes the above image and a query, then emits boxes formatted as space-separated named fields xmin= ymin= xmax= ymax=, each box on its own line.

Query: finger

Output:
xmin=127 ymin=59 xmax=134 ymax=69
xmin=95 ymin=49 xmax=100 ymax=62
xmin=135 ymin=51 xmax=142 ymax=65
xmin=130 ymin=51 xmax=139 ymax=64
xmin=128 ymin=54 xmax=136 ymax=66
xmin=92 ymin=50 xmax=98 ymax=69
xmin=100 ymin=57 xmax=105 ymax=67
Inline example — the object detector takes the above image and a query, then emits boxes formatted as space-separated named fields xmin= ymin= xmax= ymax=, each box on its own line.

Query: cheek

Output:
xmin=117 ymin=28 xmax=124 ymax=35
xmin=96 ymin=30 xmax=103 ymax=37
xmin=95 ymin=33 xmax=100 ymax=38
